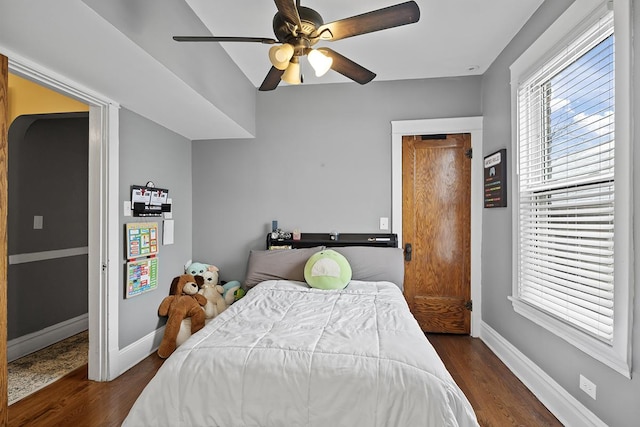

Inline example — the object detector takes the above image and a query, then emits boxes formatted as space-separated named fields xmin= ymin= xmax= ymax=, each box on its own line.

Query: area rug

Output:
xmin=8 ymin=330 xmax=88 ymax=405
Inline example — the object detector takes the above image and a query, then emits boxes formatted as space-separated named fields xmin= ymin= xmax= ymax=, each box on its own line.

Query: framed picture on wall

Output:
xmin=484 ymin=149 xmax=507 ymax=208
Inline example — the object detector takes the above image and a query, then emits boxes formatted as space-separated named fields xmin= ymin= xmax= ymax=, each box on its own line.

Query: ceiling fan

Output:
xmin=173 ymin=0 xmax=420 ymax=91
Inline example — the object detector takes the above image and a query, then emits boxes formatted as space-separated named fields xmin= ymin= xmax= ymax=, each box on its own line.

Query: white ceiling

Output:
xmin=0 ymin=0 xmax=544 ymax=140
xmin=185 ymin=0 xmax=545 ymax=86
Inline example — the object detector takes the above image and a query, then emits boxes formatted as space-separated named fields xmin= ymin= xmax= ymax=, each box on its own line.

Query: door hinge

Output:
xmin=465 ymin=148 xmax=473 ymax=159
xmin=465 ymin=300 xmax=473 ymax=311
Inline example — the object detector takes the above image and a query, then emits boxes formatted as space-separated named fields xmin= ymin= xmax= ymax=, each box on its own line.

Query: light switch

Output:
xmin=379 ymin=217 xmax=389 ymax=231
xmin=124 ymin=201 xmax=132 ymax=217
xmin=33 ymin=215 xmax=43 ymax=230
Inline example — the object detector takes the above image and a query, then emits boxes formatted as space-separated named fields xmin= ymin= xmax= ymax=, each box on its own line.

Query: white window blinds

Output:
xmin=516 ymin=11 xmax=615 ymax=342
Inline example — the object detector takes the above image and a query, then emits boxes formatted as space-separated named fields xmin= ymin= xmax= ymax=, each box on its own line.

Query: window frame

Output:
xmin=509 ymin=0 xmax=633 ymax=378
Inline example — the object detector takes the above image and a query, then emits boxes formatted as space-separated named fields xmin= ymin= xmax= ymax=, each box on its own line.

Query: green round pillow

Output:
xmin=304 ymin=249 xmax=352 ymax=290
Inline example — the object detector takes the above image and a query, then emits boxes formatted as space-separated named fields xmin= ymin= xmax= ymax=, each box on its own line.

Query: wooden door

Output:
xmin=1 ymin=53 xmax=9 ymax=424
xmin=402 ymin=134 xmax=471 ymax=334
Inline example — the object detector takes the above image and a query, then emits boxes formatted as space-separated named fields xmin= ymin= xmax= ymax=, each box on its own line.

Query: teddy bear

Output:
xmin=185 ymin=262 xmax=228 ymax=317
xmin=175 ymin=268 xmax=229 ymax=347
xmin=199 ymin=269 xmax=228 ymax=319
xmin=184 ymin=260 xmax=216 ymax=277
xmin=157 ymin=274 xmax=208 ymax=358
xmin=185 ymin=260 xmax=244 ymax=305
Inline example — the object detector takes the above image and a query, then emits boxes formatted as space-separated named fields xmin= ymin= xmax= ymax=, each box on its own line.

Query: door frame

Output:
xmin=6 ymin=53 xmax=120 ymax=381
xmin=391 ymin=117 xmax=483 ymax=337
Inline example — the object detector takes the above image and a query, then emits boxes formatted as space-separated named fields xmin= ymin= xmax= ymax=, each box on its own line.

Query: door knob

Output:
xmin=404 ymin=243 xmax=412 ymax=261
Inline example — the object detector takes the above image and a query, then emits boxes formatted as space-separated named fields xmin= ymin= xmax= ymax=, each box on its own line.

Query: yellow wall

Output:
xmin=8 ymin=73 xmax=88 ymax=125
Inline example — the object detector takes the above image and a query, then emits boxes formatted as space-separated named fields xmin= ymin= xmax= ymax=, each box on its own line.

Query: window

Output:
xmin=518 ymin=13 xmax=614 ymax=342
xmin=510 ymin=0 xmax=632 ymax=377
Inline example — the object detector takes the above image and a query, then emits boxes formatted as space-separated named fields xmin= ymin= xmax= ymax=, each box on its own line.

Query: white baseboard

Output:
xmin=7 ymin=314 xmax=88 ymax=362
xmin=480 ymin=322 xmax=607 ymax=427
xmin=110 ymin=326 xmax=164 ymax=380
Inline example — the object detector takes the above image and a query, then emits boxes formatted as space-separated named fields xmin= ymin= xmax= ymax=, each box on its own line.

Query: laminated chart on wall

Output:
xmin=126 ymin=222 xmax=159 ymax=259
xmin=126 ymin=257 xmax=159 ymax=298
xmin=126 ymin=222 xmax=160 ymax=298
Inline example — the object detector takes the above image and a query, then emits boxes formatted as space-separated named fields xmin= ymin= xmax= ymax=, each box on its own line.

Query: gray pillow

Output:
xmin=332 ymin=246 xmax=405 ymax=290
xmin=243 ymin=246 xmax=325 ymax=289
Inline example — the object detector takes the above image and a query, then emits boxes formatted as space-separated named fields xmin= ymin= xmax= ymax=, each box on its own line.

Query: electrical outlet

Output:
xmin=33 ymin=215 xmax=43 ymax=230
xmin=579 ymin=374 xmax=597 ymax=400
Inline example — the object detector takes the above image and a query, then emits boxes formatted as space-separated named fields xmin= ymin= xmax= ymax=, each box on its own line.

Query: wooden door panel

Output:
xmin=413 ymin=139 xmax=468 ymax=297
xmin=412 ymin=296 xmax=470 ymax=334
xmin=403 ymin=134 xmax=471 ymax=334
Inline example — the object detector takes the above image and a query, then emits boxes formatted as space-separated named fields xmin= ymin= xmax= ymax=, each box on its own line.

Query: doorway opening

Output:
xmin=7 ymin=104 xmax=90 ymax=403
xmin=5 ymin=56 xmax=120 ymax=386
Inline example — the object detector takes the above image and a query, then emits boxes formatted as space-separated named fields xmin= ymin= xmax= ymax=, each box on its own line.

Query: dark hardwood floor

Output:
xmin=7 ymin=355 xmax=164 ymax=427
xmin=8 ymin=334 xmax=561 ymax=426
xmin=427 ymin=334 xmax=562 ymax=427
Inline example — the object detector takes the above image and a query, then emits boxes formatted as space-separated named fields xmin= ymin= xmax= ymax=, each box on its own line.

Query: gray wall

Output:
xmin=118 ymin=108 xmax=192 ymax=348
xmin=82 ymin=0 xmax=257 ymax=137
xmin=192 ymin=76 xmax=482 ymax=283
xmin=7 ymin=113 xmax=89 ymax=339
xmin=481 ymin=0 xmax=640 ymax=425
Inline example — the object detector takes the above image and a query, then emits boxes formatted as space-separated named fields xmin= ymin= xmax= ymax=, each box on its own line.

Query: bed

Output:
xmin=123 ymin=235 xmax=479 ymax=427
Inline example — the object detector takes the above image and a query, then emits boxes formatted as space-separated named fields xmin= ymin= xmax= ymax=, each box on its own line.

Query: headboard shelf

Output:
xmin=267 ymin=233 xmax=398 ymax=249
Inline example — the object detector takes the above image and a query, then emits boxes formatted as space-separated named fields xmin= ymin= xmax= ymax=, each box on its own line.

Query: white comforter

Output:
xmin=123 ymin=280 xmax=479 ymax=427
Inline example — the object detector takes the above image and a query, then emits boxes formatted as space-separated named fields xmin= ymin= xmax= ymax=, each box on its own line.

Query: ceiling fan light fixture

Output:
xmin=308 ymin=49 xmax=333 ymax=77
xmin=281 ymin=57 xmax=301 ymax=84
xmin=177 ymin=1 xmax=421 ymax=91
xmin=269 ymin=43 xmax=294 ymax=70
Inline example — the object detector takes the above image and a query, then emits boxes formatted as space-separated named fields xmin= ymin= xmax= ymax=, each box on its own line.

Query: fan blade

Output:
xmin=317 ymin=48 xmax=376 ymax=85
xmin=273 ymin=0 xmax=302 ymax=29
xmin=173 ymin=36 xmax=277 ymax=44
xmin=315 ymin=1 xmax=420 ymax=41
xmin=259 ymin=66 xmax=285 ymax=91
